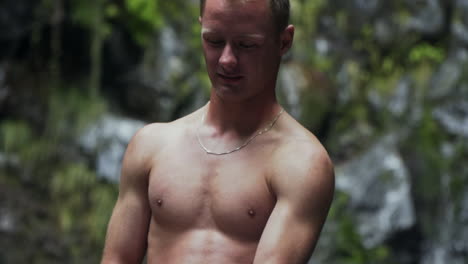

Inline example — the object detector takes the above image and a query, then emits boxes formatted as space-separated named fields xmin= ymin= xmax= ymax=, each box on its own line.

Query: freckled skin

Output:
xmin=101 ymin=0 xmax=335 ymax=264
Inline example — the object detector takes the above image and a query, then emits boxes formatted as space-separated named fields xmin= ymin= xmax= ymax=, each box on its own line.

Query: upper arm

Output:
xmin=101 ymin=125 xmax=157 ymax=264
xmin=253 ymin=141 xmax=335 ymax=264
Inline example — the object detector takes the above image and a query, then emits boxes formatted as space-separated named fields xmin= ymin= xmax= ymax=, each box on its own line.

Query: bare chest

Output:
xmin=147 ymin=145 xmax=276 ymax=241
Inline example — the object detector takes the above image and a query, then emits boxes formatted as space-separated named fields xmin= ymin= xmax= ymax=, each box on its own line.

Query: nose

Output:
xmin=219 ymin=44 xmax=237 ymax=71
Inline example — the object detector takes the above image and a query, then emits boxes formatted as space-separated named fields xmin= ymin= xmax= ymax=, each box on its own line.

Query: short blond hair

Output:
xmin=199 ymin=0 xmax=290 ymax=33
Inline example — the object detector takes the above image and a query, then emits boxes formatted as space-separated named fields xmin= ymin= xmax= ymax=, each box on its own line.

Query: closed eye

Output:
xmin=238 ymin=42 xmax=257 ymax=49
xmin=205 ymin=38 xmax=224 ymax=46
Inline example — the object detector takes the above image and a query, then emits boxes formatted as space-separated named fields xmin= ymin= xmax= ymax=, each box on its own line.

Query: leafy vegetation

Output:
xmin=1 ymin=0 xmax=466 ymax=263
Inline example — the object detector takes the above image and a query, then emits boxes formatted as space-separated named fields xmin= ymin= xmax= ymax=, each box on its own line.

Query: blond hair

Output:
xmin=199 ymin=0 xmax=290 ymax=33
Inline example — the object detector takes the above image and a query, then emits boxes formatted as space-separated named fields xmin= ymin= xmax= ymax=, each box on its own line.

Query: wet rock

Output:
xmin=156 ymin=27 xmax=187 ymax=87
xmin=456 ymin=193 xmax=468 ymax=253
xmin=314 ymin=37 xmax=331 ymax=56
xmin=278 ymin=63 xmax=306 ymax=119
xmin=368 ymin=76 xmax=414 ymax=120
xmin=335 ymin=61 xmax=358 ymax=105
xmin=428 ymin=49 xmax=468 ymax=100
xmin=405 ymin=0 xmax=444 ymax=35
xmin=0 ymin=209 xmax=15 ymax=233
xmin=433 ymin=99 xmax=468 ymax=138
xmin=278 ymin=62 xmax=335 ymax=134
xmin=452 ymin=0 xmax=468 ymax=45
xmin=80 ymin=114 xmax=146 ymax=182
xmin=388 ymin=77 xmax=413 ymax=118
xmin=375 ymin=18 xmax=398 ymax=46
xmin=0 ymin=152 xmax=20 ymax=169
xmin=352 ymin=0 xmax=382 ymax=16
xmin=111 ymin=26 xmax=187 ymax=121
xmin=421 ymin=181 xmax=468 ymax=264
xmin=335 ymin=134 xmax=415 ymax=248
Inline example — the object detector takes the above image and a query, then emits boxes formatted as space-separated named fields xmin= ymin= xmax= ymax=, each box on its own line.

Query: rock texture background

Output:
xmin=0 ymin=0 xmax=467 ymax=263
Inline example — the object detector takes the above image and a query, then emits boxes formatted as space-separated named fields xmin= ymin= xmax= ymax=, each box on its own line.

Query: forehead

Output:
xmin=202 ymin=0 xmax=273 ymax=32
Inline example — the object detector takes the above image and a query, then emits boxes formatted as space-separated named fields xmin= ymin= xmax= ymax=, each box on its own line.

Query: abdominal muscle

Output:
xmin=146 ymin=222 xmax=258 ymax=264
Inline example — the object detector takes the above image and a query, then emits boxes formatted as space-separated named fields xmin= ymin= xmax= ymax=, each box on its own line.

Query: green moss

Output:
xmin=295 ymin=0 xmax=325 ymax=34
xmin=47 ymin=86 xmax=107 ymax=137
xmin=300 ymin=96 xmax=328 ymax=130
xmin=310 ymin=53 xmax=334 ymax=72
xmin=49 ymin=162 xmax=117 ymax=261
xmin=0 ymin=120 xmax=32 ymax=153
xmin=410 ymin=62 xmax=434 ymax=88
xmin=369 ymin=70 xmax=402 ymax=95
xmin=51 ymin=163 xmax=97 ymax=196
xmin=449 ymin=142 xmax=468 ymax=217
xmin=105 ymin=3 xmax=120 ymax=18
xmin=411 ymin=113 xmax=445 ymax=198
xmin=329 ymin=192 xmax=392 ymax=264
xmin=336 ymin=11 xmax=349 ymax=32
xmin=409 ymin=43 xmax=446 ymax=64
xmin=88 ymin=184 xmax=118 ymax=243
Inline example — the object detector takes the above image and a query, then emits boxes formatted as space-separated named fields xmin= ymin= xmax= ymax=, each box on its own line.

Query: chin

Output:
xmin=213 ymin=86 xmax=249 ymax=102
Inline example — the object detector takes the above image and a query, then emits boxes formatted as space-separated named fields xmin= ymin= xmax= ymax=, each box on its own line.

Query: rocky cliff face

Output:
xmin=300 ymin=1 xmax=468 ymax=263
xmin=0 ymin=0 xmax=467 ymax=263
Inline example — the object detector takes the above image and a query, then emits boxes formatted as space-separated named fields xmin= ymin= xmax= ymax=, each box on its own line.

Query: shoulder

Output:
xmin=129 ymin=106 xmax=201 ymax=150
xmin=124 ymin=107 xmax=203 ymax=164
xmin=270 ymin=116 xmax=335 ymax=204
xmin=120 ymin=123 xmax=168 ymax=179
xmin=126 ymin=122 xmax=168 ymax=158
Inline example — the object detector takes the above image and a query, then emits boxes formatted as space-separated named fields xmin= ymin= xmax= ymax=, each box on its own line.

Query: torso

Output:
xmin=145 ymin=113 xmax=282 ymax=264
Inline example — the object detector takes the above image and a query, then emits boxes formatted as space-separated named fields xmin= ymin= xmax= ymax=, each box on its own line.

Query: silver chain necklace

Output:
xmin=196 ymin=107 xmax=284 ymax=155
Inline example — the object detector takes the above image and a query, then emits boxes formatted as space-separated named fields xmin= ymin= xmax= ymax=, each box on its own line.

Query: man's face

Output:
xmin=200 ymin=0 xmax=288 ymax=102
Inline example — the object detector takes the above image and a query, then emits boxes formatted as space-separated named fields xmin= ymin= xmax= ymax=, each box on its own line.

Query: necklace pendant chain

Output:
xmin=196 ymin=107 xmax=284 ymax=155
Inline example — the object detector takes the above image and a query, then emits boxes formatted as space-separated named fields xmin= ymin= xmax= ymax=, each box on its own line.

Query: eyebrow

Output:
xmin=201 ymin=27 xmax=265 ymax=40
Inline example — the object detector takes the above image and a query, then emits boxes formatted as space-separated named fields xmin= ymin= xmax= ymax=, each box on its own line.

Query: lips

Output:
xmin=217 ymin=73 xmax=243 ymax=82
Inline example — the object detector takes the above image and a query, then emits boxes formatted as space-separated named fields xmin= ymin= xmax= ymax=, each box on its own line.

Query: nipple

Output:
xmin=156 ymin=199 xmax=163 ymax=207
xmin=248 ymin=209 xmax=256 ymax=218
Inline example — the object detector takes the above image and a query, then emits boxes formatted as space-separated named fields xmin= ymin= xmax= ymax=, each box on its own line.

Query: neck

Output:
xmin=204 ymin=90 xmax=280 ymax=138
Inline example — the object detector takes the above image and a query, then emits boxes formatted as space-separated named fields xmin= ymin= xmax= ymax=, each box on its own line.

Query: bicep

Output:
xmin=101 ymin=128 xmax=153 ymax=264
xmin=254 ymin=148 xmax=335 ymax=264
xmin=253 ymin=199 xmax=326 ymax=264
xmin=102 ymin=191 xmax=151 ymax=264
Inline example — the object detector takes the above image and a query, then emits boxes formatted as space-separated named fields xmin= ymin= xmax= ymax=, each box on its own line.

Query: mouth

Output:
xmin=217 ymin=73 xmax=243 ymax=83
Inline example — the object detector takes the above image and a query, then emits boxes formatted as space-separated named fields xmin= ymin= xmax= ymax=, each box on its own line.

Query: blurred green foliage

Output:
xmin=0 ymin=0 xmax=466 ymax=263
xmin=1 ymin=121 xmax=32 ymax=154
xmin=329 ymin=193 xmax=391 ymax=264
xmin=409 ymin=43 xmax=445 ymax=64
xmin=0 ymin=85 xmax=111 ymax=262
xmin=123 ymin=0 xmax=163 ymax=45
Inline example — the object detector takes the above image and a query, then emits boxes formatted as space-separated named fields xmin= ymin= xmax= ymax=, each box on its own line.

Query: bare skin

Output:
xmin=101 ymin=0 xmax=334 ymax=263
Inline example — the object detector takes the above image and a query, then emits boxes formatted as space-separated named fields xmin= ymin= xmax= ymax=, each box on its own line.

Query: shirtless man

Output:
xmin=101 ymin=0 xmax=334 ymax=263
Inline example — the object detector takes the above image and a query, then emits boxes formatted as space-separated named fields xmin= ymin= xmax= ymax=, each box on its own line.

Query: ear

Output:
xmin=280 ymin=25 xmax=294 ymax=56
